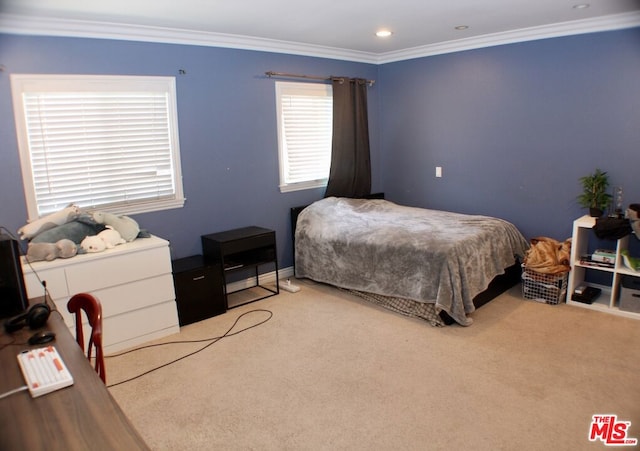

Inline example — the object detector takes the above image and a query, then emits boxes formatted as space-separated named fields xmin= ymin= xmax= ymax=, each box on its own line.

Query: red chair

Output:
xmin=67 ymin=293 xmax=106 ymax=383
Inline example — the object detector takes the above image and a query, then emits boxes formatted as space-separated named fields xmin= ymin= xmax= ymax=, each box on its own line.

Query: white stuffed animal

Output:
xmin=92 ymin=212 xmax=140 ymax=242
xmin=97 ymin=226 xmax=126 ymax=249
xmin=81 ymin=235 xmax=106 ymax=253
xmin=80 ymin=226 xmax=126 ymax=253
xmin=18 ymin=204 xmax=81 ymax=240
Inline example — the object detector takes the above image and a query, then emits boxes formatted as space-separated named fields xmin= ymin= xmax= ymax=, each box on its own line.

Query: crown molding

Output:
xmin=1 ymin=11 xmax=639 ymax=65
xmin=376 ymin=12 xmax=640 ymax=64
xmin=0 ymin=14 xmax=380 ymax=64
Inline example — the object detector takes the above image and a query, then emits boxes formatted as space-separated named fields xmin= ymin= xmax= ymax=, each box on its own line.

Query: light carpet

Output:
xmin=108 ymin=280 xmax=640 ymax=450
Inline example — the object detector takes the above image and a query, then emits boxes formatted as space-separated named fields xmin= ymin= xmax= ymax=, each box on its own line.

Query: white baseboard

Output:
xmin=226 ymin=266 xmax=294 ymax=293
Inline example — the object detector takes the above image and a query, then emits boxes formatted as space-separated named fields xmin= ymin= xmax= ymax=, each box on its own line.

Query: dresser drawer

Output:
xmin=103 ymin=301 xmax=179 ymax=350
xmin=88 ymin=274 xmax=176 ymax=318
xmin=23 ymin=267 xmax=69 ymax=300
xmin=65 ymin=246 xmax=172 ymax=292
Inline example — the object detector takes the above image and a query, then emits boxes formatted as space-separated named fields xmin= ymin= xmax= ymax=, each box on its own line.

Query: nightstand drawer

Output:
xmin=202 ymin=227 xmax=275 ymax=264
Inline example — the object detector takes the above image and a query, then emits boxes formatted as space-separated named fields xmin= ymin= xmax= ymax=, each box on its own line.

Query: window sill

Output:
xmin=279 ymin=180 xmax=327 ymax=193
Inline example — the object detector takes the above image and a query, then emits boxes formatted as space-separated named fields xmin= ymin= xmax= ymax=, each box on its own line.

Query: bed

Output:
xmin=293 ymin=196 xmax=529 ymax=326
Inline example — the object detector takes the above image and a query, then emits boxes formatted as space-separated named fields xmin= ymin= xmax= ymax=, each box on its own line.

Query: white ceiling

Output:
xmin=1 ymin=0 xmax=640 ymax=63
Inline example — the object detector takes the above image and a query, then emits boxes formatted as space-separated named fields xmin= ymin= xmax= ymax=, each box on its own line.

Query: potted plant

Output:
xmin=578 ymin=168 xmax=612 ymax=217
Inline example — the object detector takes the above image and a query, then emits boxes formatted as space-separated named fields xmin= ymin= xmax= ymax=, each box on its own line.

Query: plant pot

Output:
xmin=589 ymin=207 xmax=604 ymax=218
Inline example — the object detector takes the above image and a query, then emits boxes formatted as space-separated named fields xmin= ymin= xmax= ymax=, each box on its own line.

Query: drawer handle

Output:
xmin=632 ymin=294 xmax=640 ymax=298
xmin=192 ymin=275 xmax=205 ymax=281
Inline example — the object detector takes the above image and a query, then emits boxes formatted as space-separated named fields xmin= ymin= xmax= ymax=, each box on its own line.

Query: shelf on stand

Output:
xmin=202 ymin=226 xmax=279 ymax=309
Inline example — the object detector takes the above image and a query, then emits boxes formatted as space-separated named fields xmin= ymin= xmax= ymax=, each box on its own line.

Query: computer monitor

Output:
xmin=0 ymin=234 xmax=29 ymax=318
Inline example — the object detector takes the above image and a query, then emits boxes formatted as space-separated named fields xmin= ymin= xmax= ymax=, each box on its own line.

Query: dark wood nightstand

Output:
xmin=201 ymin=226 xmax=279 ymax=308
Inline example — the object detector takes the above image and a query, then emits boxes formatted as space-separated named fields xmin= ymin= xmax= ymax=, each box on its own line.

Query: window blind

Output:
xmin=276 ymin=82 xmax=332 ymax=192
xmin=11 ymin=75 xmax=184 ymax=219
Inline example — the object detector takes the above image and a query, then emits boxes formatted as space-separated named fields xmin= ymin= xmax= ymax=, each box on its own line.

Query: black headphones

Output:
xmin=4 ymin=302 xmax=51 ymax=333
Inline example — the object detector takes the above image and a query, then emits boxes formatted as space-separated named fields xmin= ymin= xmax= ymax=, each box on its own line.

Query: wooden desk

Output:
xmin=0 ymin=302 xmax=150 ymax=450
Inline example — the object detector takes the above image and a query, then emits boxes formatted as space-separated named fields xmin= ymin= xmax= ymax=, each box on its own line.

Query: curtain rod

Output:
xmin=265 ymin=71 xmax=375 ymax=87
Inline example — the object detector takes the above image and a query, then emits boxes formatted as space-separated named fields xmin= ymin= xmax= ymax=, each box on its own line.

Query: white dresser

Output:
xmin=21 ymin=235 xmax=179 ymax=352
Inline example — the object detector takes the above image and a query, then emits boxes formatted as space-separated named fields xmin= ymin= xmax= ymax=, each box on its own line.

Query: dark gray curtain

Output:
xmin=324 ymin=77 xmax=371 ymax=198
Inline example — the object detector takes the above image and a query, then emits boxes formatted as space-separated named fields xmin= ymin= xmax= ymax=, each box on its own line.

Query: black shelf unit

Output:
xmin=201 ymin=226 xmax=279 ymax=308
xmin=172 ymin=255 xmax=226 ymax=326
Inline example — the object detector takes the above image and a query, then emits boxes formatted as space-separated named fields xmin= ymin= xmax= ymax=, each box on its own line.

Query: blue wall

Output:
xmin=379 ymin=28 xmax=640 ymax=241
xmin=0 ymin=35 xmax=380 ymax=266
xmin=1 ymin=28 xmax=639 ymax=268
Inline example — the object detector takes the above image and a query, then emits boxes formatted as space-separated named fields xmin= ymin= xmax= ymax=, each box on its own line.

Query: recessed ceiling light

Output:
xmin=376 ymin=30 xmax=393 ymax=38
xmin=573 ymin=4 xmax=590 ymax=9
xmin=454 ymin=25 xmax=469 ymax=30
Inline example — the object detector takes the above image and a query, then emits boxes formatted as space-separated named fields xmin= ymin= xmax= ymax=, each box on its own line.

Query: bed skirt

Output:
xmin=344 ymin=261 xmax=521 ymax=327
xmin=345 ymin=289 xmax=447 ymax=327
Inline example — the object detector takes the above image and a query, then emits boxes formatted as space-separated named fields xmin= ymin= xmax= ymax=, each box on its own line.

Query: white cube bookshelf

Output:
xmin=567 ymin=215 xmax=640 ymax=320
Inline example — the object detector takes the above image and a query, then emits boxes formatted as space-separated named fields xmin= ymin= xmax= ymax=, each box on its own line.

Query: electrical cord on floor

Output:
xmin=106 ymin=309 xmax=273 ymax=388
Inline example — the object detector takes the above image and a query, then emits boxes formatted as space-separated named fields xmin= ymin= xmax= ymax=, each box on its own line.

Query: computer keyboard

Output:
xmin=17 ymin=346 xmax=74 ymax=398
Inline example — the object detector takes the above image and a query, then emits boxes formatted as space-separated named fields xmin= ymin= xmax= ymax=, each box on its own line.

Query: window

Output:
xmin=275 ymin=81 xmax=332 ymax=193
xmin=11 ymin=74 xmax=184 ymax=219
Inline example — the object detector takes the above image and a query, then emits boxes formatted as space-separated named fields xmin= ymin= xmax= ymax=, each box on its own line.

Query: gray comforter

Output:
xmin=294 ymin=197 xmax=529 ymax=325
